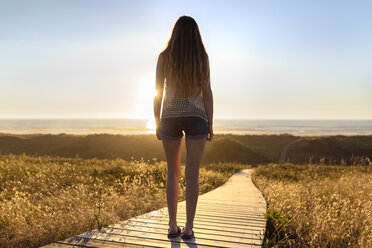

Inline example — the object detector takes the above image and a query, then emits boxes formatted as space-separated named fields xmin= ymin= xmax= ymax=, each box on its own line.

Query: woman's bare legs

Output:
xmin=183 ymin=137 xmax=206 ymax=236
xmin=162 ymin=138 xmax=182 ymax=233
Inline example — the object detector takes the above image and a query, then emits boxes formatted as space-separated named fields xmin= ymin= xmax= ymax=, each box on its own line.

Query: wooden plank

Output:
xmin=183 ymin=209 xmax=264 ymax=219
xmin=194 ymin=204 xmax=266 ymax=213
xmin=41 ymin=243 xmax=77 ymax=247
xmin=108 ymin=223 xmax=262 ymax=241
xmin=74 ymin=237 xmax=177 ymax=247
xmin=194 ymin=203 xmax=266 ymax=211
xmin=145 ymin=212 xmax=266 ymax=225
xmin=118 ymin=219 xmax=265 ymax=234
xmin=104 ymin=226 xmax=260 ymax=243
xmin=136 ymin=211 xmax=265 ymax=225
xmin=147 ymin=207 xmax=265 ymax=219
xmin=187 ymin=204 xmax=265 ymax=213
xmin=74 ymin=229 xmax=261 ymax=248
xmin=197 ymin=201 xmax=266 ymax=207
xmin=123 ymin=217 xmax=266 ymax=230
xmin=43 ymin=169 xmax=267 ymax=248
xmin=41 ymin=236 xmax=82 ymax=248
xmin=74 ymin=237 xmax=240 ymax=248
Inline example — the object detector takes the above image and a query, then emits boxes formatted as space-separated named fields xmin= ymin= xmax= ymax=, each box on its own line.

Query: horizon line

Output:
xmin=1 ymin=117 xmax=372 ymax=121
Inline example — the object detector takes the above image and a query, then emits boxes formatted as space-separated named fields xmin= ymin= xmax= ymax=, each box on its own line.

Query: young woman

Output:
xmin=153 ymin=15 xmax=214 ymax=239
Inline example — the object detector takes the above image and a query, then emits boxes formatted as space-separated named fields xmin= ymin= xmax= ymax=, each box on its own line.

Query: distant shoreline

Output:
xmin=1 ymin=118 xmax=372 ymax=136
xmin=1 ymin=132 xmax=372 ymax=137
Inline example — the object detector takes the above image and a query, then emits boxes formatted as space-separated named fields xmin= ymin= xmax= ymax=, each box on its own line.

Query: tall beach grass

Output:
xmin=0 ymin=154 xmax=249 ymax=248
xmin=252 ymin=163 xmax=372 ymax=247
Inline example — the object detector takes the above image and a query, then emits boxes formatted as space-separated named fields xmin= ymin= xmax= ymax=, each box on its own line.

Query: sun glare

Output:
xmin=146 ymin=118 xmax=156 ymax=131
xmin=137 ymin=74 xmax=157 ymax=132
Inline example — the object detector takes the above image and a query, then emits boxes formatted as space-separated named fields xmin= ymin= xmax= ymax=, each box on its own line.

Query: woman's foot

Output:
xmin=167 ymin=225 xmax=181 ymax=238
xmin=182 ymin=226 xmax=194 ymax=239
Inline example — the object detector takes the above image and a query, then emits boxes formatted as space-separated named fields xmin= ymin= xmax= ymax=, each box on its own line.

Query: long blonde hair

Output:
xmin=159 ymin=16 xmax=210 ymax=96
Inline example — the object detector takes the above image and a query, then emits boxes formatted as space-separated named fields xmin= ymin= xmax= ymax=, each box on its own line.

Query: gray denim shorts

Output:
xmin=159 ymin=116 xmax=208 ymax=140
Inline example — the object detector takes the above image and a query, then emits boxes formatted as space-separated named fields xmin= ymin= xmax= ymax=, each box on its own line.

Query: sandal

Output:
xmin=167 ymin=226 xmax=181 ymax=238
xmin=181 ymin=228 xmax=195 ymax=239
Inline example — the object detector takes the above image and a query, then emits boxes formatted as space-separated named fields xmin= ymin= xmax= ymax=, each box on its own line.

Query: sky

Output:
xmin=1 ymin=0 xmax=371 ymax=120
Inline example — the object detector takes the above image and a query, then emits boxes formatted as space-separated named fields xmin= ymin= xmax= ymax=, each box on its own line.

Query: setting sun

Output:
xmin=137 ymin=73 xmax=157 ymax=120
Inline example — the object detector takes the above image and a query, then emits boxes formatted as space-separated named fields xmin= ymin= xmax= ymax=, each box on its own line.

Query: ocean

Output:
xmin=0 ymin=119 xmax=371 ymax=136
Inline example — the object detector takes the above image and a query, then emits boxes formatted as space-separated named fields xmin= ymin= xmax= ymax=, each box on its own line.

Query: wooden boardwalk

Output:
xmin=42 ymin=169 xmax=267 ymax=248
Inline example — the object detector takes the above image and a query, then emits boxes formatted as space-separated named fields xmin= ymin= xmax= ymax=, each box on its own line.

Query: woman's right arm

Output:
xmin=203 ymin=79 xmax=214 ymax=141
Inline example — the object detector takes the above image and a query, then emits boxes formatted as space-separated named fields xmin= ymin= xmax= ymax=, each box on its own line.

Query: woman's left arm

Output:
xmin=153 ymin=54 xmax=165 ymax=140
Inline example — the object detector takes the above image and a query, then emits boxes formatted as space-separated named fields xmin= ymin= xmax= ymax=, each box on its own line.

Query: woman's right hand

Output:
xmin=207 ymin=125 xmax=214 ymax=141
xmin=156 ymin=127 xmax=162 ymax=140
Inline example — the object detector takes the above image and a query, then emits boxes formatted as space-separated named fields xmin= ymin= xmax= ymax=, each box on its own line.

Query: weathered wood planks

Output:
xmin=41 ymin=169 xmax=267 ymax=248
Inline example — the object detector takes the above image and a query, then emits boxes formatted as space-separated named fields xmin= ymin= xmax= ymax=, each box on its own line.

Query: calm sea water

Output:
xmin=0 ymin=119 xmax=371 ymax=136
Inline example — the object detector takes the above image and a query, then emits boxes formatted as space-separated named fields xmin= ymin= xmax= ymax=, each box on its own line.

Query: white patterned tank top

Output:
xmin=161 ymin=84 xmax=208 ymax=123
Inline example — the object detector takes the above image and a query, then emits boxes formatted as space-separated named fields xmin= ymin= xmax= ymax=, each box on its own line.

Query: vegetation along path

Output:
xmin=279 ymin=138 xmax=303 ymax=164
xmin=42 ymin=169 xmax=267 ymax=248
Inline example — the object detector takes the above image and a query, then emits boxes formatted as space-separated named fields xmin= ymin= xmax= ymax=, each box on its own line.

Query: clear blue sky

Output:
xmin=1 ymin=0 xmax=371 ymax=119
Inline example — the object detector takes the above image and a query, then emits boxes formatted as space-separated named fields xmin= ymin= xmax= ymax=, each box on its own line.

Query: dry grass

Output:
xmin=0 ymin=154 xmax=249 ymax=248
xmin=252 ymin=163 xmax=372 ymax=248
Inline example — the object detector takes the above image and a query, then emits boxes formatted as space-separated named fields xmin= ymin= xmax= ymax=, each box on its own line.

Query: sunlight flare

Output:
xmin=146 ymin=118 xmax=156 ymax=131
xmin=137 ymin=73 xmax=157 ymax=119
